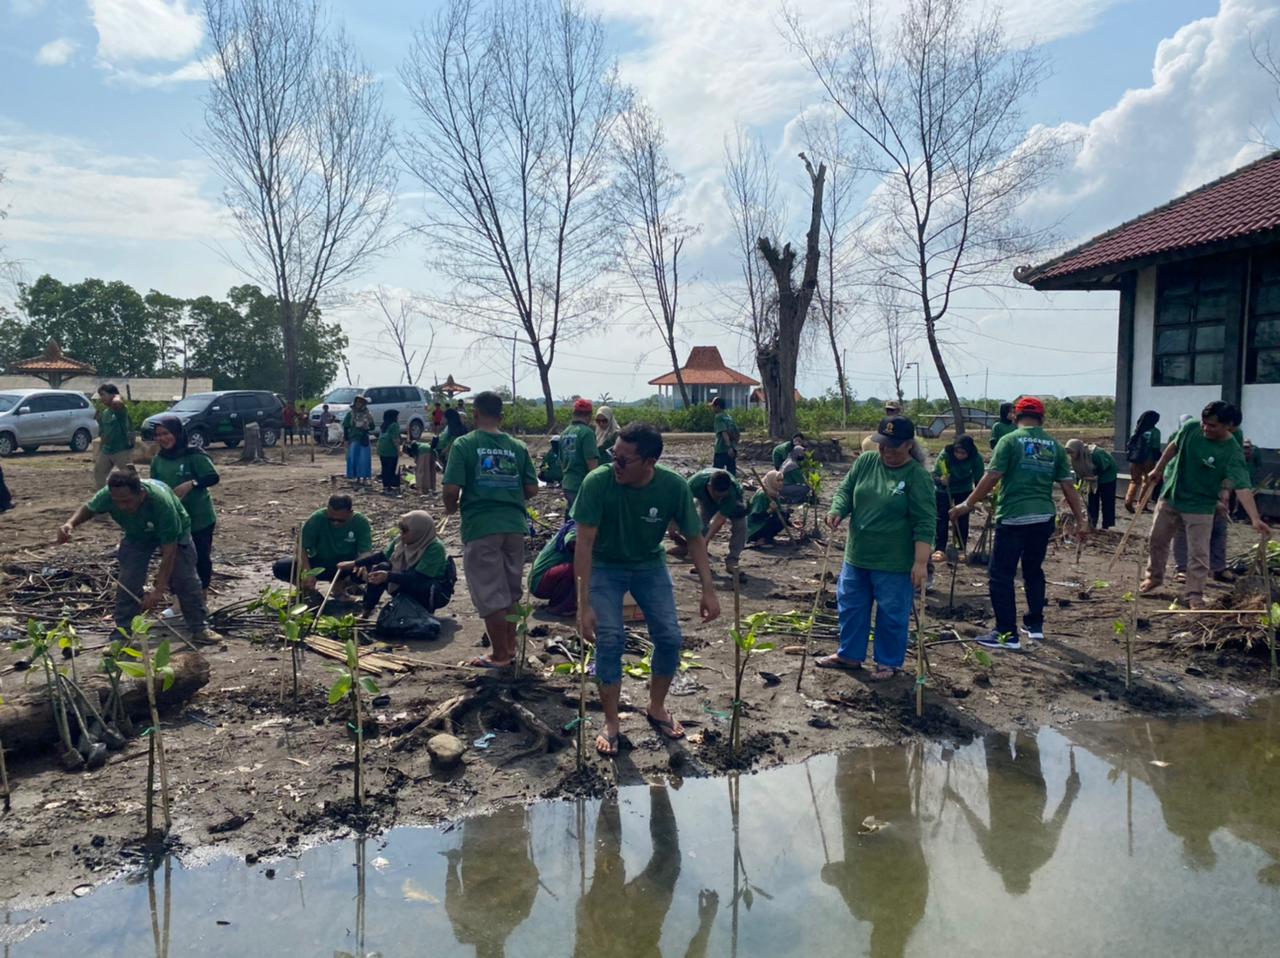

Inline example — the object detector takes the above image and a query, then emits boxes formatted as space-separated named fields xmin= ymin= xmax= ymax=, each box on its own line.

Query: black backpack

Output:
xmin=1125 ymin=432 xmax=1150 ymax=464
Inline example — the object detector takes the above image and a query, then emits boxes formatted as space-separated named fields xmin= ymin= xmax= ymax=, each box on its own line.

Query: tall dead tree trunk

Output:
xmin=756 ymin=156 xmax=826 ymax=439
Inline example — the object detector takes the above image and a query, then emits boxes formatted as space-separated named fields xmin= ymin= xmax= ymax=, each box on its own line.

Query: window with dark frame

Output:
xmin=1246 ymin=245 xmax=1280 ymax=385
xmin=1152 ymin=255 xmax=1242 ymax=387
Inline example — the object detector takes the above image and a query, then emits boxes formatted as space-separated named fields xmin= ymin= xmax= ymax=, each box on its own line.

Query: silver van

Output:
xmin=0 ymin=389 xmax=100 ymax=456
xmin=310 ymin=385 xmax=430 ymax=442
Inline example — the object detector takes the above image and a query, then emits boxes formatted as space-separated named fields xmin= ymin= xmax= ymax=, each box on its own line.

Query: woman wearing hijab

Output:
xmin=1066 ymin=438 xmax=1119 ymax=529
xmin=1123 ymin=410 xmax=1161 ymax=513
xmin=345 ymin=510 xmax=454 ymax=620
xmin=149 ymin=415 xmax=220 ymax=602
xmin=436 ymin=406 xmax=469 ymax=466
xmin=593 ymin=405 xmax=620 ymax=465
xmin=989 ymin=402 xmax=1016 ymax=450
xmin=746 ymin=470 xmax=787 ymax=545
xmin=377 ymin=408 xmax=402 ymax=494
xmin=932 ymin=434 xmax=984 ymax=555
xmin=343 ymin=395 xmax=375 ymax=487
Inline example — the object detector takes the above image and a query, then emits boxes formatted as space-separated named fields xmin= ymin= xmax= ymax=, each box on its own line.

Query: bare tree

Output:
xmin=756 ymin=154 xmax=827 ymax=439
xmin=400 ymin=0 xmax=622 ymax=430
xmin=609 ymin=101 xmax=696 ymax=408
xmin=199 ymin=0 xmax=398 ymax=405
xmin=876 ymin=284 xmax=912 ymax=406
xmin=1252 ymin=33 xmax=1280 ymax=148
xmin=798 ymin=109 xmax=860 ymax=423
xmin=368 ymin=287 xmax=434 ymax=384
xmin=789 ymin=0 xmax=1066 ymax=434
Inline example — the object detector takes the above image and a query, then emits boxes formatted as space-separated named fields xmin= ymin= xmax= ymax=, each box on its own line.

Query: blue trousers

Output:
xmin=835 ymin=562 xmax=914 ymax=668
xmin=346 ymin=441 xmax=371 ymax=479
xmin=589 ymin=563 xmax=683 ymax=685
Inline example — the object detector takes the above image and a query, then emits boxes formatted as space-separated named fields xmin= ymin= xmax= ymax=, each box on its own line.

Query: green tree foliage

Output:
xmin=13 ymin=275 xmax=158 ymax=376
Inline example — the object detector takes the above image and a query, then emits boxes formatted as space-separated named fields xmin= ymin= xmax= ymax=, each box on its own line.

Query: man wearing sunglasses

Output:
xmin=572 ymin=422 xmax=721 ymax=756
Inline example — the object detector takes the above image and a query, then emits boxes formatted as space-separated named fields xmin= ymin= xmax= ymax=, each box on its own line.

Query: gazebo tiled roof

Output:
xmin=8 ymin=341 xmax=96 ymax=387
xmin=436 ymin=375 xmax=469 ymax=396
xmin=649 ymin=346 xmax=759 ymax=387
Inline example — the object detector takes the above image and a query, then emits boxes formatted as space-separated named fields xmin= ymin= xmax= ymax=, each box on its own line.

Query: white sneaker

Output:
xmin=162 ymin=604 xmax=180 ymax=619
xmin=1019 ymin=627 xmax=1045 ymax=641
xmin=975 ymin=630 xmax=1021 ymax=651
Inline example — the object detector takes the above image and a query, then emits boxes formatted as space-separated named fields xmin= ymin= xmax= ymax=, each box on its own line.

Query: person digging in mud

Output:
xmin=529 ymin=518 xmax=578 ymax=616
xmin=1137 ymin=401 xmax=1270 ymax=611
xmin=537 ymin=435 xmax=564 ymax=485
xmin=1065 ymin=438 xmax=1118 ymax=530
xmin=341 ymin=509 xmax=454 ymax=620
xmin=573 ymin=421 xmax=720 ymax=756
xmin=442 ymin=390 xmax=538 ymax=670
xmin=820 ymin=415 xmax=934 ymax=680
xmin=951 ymin=396 xmax=1088 ymax=650
xmin=772 ymin=431 xmax=805 ymax=470
xmin=746 ymin=469 xmax=788 ymax=546
xmin=272 ymin=494 xmax=373 ymax=599
xmin=670 ymin=467 xmax=746 ymax=575
xmin=932 ymin=435 xmax=983 ymax=560
xmin=57 ymin=466 xmax=219 ymax=642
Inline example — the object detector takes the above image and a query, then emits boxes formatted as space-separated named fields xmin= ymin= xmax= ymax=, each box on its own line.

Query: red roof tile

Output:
xmin=1017 ymin=151 xmax=1280 ymax=289
xmin=648 ymin=346 xmax=759 ymax=387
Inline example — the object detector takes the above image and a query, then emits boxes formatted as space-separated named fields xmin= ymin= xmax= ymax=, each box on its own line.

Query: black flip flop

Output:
xmin=815 ymin=655 xmax=863 ymax=671
xmin=646 ymin=712 xmax=686 ymax=741
xmin=595 ymin=732 xmax=620 ymax=756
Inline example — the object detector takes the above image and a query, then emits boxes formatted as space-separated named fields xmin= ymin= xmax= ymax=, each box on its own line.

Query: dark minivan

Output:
xmin=142 ymin=390 xmax=285 ymax=450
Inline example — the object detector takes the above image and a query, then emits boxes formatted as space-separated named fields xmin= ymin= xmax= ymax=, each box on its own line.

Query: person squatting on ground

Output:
xmin=772 ymin=432 xmax=805 ymax=470
xmin=148 ymin=416 xmax=219 ymax=617
xmin=403 ymin=435 xmax=437 ymax=496
xmin=746 ymin=470 xmax=787 ymax=546
xmin=573 ymin=422 xmax=721 ymax=756
xmin=710 ymin=396 xmax=739 ymax=476
xmin=671 ymin=467 xmax=747 ymax=574
xmin=0 ymin=463 xmax=12 ymax=512
xmin=340 ymin=510 xmax=454 ymax=620
xmin=560 ymin=399 xmax=599 ymax=510
xmin=1124 ymin=410 xmax=1162 ymax=513
xmin=529 ymin=518 xmax=578 ymax=616
xmin=779 ymin=444 xmax=811 ymax=502
xmin=273 ymin=494 xmax=373 ymax=597
xmin=377 ymin=408 xmax=402 ymax=494
xmin=442 ymin=390 xmax=538 ymax=669
xmin=932 ymin=435 xmax=984 ymax=557
xmin=94 ymin=383 xmax=135 ymax=489
xmin=59 ymin=466 xmax=216 ymax=641
xmin=1065 ymin=438 xmax=1118 ymax=530
xmin=819 ymin=415 xmax=934 ymax=680
xmin=343 ymin=395 xmax=375 ymax=486
xmin=594 ymin=405 xmax=620 ymax=465
xmin=538 ymin=436 xmax=564 ymax=485
xmin=951 ymin=397 xmax=1089 ymax=650
xmin=1139 ymin=401 xmax=1270 ymax=610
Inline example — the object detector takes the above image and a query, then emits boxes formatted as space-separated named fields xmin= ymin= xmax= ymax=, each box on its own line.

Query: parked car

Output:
xmin=141 ymin=390 xmax=285 ymax=450
xmin=309 ymin=385 xmax=430 ymax=442
xmin=0 ymin=388 xmax=99 ymax=457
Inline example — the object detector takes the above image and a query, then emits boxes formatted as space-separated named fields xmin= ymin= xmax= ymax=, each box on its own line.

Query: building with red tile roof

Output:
xmin=649 ymin=346 xmax=759 ymax=408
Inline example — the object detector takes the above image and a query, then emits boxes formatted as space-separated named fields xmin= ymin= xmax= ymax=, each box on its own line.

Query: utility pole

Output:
xmin=984 ymin=367 xmax=990 ymax=411
xmin=841 ymin=349 xmax=848 ymax=429
xmin=511 ymin=337 xmax=517 ymax=408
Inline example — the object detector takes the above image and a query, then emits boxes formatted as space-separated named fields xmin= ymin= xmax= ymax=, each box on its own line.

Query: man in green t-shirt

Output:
xmin=573 ymin=422 xmax=720 ymax=756
xmin=57 ymin=466 xmax=215 ymax=640
xmin=93 ymin=383 xmax=135 ymax=489
xmin=443 ymin=391 xmax=538 ymax=669
xmin=272 ymin=494 xmax=374 ymax=596
xmin=673 ymin=467 xmax=747 ymax=573
xmin=772 ymin=432 xmax=805 ymax=470
xmin=710 ymin=396 xmax=738 ymax=475
xmin=951 ymin=397 xmax=1088 ymax=649
xmin=1139 ymin=401 xmax=1270 ymax=609
xmin=559 ymin=399 xmax=599 ymax=509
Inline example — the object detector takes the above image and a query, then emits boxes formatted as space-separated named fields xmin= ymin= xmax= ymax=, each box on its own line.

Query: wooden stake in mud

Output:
xmin=0 ymin=726 xmax=9 ymax=813
xmin=310 ymin=566 xmax=344 ymax=629
xmin=795 ymin=536 xmax=834 ymax=692
xmin=1126 ymin=555 xmax=1140 ymax=690
xmin=575 ymin=577 xmax=589 ymax=771
xmin=139 ymin=625 xmax=171 ymax=836
xmin=731 ymin=572 xmax=742 ymax=757
xmin=1259 ymin=535 xmax=1277 ymax=683
xmin=914 ymin=582 xmax=928 ymax=718
xmin=1108 ymin=477 xmax=1158 ymax=574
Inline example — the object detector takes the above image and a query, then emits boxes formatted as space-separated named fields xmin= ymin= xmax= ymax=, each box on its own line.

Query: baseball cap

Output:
xmin=884 ymin=400 xmax=902 ymax=413
xmin=1014 ymin=396 xmax=1045 ymax=418
xmin=870 ymin=415 xmax=915 ymax=447
xmin=573 ymin=398 xmax=593 ymax=415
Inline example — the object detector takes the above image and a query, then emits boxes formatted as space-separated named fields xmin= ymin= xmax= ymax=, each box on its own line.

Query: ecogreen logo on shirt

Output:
xmin=892 ymin=480 xmax=906 ymax=496
xmin=642 ymin=506 xmax=662 ymax=524
xmin=476 ymin=448 xmax=520 ymax=489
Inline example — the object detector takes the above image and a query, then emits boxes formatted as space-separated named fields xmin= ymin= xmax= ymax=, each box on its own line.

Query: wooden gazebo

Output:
xmin=434 ymin=374 xmax=470 ymax=397
xmin=8 ymin=341 xmax=96 ymax=389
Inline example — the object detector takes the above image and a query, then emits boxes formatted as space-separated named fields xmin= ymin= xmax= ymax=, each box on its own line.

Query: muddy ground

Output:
xmin=1 ymin=431 xmax=1276 ymax=908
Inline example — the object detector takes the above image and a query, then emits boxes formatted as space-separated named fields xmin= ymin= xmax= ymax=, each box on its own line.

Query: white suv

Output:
xmin=309 ymin=385 xmax=430 ymax=442
xmin=0 ymin=389 xmax=100 ymax=456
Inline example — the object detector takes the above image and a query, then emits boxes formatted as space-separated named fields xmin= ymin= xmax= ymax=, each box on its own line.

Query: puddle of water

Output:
xmin=7 ymin=701 xmax=1279 ymax=957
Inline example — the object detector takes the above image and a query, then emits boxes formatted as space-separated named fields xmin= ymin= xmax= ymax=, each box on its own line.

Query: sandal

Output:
xmin=869 ymin=666 xmax=898 ymax=681
xmin=1138 ymin=578 xmax=1161 ymax=594
xmin=595 ymin=732 xmax=620 ymax=756
xmin=646 ymin=712 xmax=686 ymax=741
xmin=815 ymin=654 xmax=863 ymax=671
xmin=467 ymin=656 xmax=512 ymax=670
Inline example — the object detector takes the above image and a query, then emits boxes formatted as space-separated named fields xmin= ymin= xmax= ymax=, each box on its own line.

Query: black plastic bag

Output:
xmin=375 ymin=593 xmax=441 ymax=642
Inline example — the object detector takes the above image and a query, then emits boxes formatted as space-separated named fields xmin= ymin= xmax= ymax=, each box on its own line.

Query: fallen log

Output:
xmin=0 ymin=652 xmax=210 ymax=757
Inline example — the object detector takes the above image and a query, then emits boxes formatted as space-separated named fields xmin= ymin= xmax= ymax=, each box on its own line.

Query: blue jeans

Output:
xmin=590 ymin=563 xmax=683 ymax=685
xmin=835 ymin=562 xmax=914 ymax=668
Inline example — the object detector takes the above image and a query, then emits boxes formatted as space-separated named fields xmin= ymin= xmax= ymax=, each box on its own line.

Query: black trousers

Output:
xmin=0 ymin=465 xmax=12 ymax=512
xmin=380 ymin=455 xmax=401 ymax=490
xmin=1088 ymin=480 xmax=1117 ymax=529
xmin=988 ymin=518 xmax=1054 ymax=637
xmin=934 ymin=490 xmax=970 ymax=551
xmin=272 ymin=557 xmax=352 ymax=590
xmin=747 ymin=513 xmax=785 ymax=544
xmin=713 ymin=452 xmax=737 ymax=476
xmin=191 ymin=523 xmax=215 ymax=591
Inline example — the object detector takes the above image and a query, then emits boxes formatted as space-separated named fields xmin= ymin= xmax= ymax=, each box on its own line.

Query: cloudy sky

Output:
xmin=1 ymin=0 xmax=1278 ymax=403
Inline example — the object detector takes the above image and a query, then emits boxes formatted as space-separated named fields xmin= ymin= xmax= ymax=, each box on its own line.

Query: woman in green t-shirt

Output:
xmin=989 ymin=402 xmax=1016 ymax=450
xmin=149 ymin=415 xmax=219 ymax=599
xmin=594 ymin=405 xmax=620 ymax=465
xmin=348 ymin=510 xmax=453 ymax=620
xmin=377 ymin=409 xmax=402 ymax=494
xmin=746 ymin=470 xmax=787 ymax=545
xmin=932 ymin=435 xmax=984 ymax=555
xmin=1066 ymin=439 xmax=1118 ymax=529
xmin=343 ymin=396 xmax=375 ymax=486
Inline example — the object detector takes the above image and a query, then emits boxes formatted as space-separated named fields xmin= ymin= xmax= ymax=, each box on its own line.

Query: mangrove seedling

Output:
xmin=508 ymin=595 xmax=534 ymax=678
xmin=554 ymin=640 xmax=594 ymax=770
xmin=729 ymin=609 xmax=775 ymax=759
xmin=112 ymin=616 xmax=175 ymax=837
xmin=12 ymin=619 xmax=81 ymax=770
xmin=252 ymin=585 xmax=316 ymax=702
xmin=327 ymin=635 xmax=378 ymax=809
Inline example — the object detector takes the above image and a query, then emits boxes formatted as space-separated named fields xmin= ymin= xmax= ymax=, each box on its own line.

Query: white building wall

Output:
xmin=1129 ymin=266 xmax=1222 ymax=440
xmin=1241 ymin=384 xmax=1280 ymax=447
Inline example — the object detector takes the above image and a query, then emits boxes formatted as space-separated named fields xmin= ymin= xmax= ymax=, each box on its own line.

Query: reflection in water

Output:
xmin=821 ymin=747 xmax=928 ymax=958
xmin=445 ymin=806 xmax=539 ymax=958
xmin=946 ymin=733 xmax=1080 ymax=895
xmin=11 ymin=705 xmax=1280 ymax=958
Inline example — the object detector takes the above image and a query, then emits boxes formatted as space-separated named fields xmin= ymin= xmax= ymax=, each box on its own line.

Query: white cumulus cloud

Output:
xmin=89 ymin=0 xmax=205 ymax=64
xmin=35 ymin=38 xmax=77 ymax=67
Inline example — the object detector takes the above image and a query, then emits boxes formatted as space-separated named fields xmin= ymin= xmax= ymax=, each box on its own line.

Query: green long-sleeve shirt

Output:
xmin=829 ymin=453 xmax=935 ymax=573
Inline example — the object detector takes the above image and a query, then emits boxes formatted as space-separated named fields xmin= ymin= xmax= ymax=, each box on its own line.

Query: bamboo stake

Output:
xmin=795 ymin=536 xmax=834 ymax=692
xmin=1126 ymin=555 xmax=1139 ymax=689
xmin=731 ymin=572 xmax=742 ymax=758
xmin=0 ymin=728 xmax=9 ymax=813
xmin=1259 ymin=536 xmax=1277 ymax=683
xmin=575 ymin=576 xmax=588 ymax=770
xmin=914 ymin=581 xmax=927 ymax=718
xmin=104 ymin=573 xmax=199 ymax=653
xmin=352 ymin=627 xmax=364 ymax=809
xmin=309 ymin=566 xmax=344 ymax=630
xmin=138 ymin=625 xmax=171 ymax=836
xmin=1108 ymin=478 xmax=1158 ymax=574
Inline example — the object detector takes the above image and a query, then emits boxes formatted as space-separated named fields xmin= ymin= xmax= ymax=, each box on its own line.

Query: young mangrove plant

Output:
xmin=112 ymin=616 xmax=176 ymax=838
xmin=729 ymin=596 xmax=775 ymax=760
xmin=554 ymin=640 xmax=594 ymax=770
xmin=251 ymin=585 xmax=315 ymax=703
xmin=13 ymin=619 xmax=82 ymax=770
xmin=327 ymin=631 xmax=378 ymax=810
xmin=509 ymin=593 xmax=534 ymax=678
